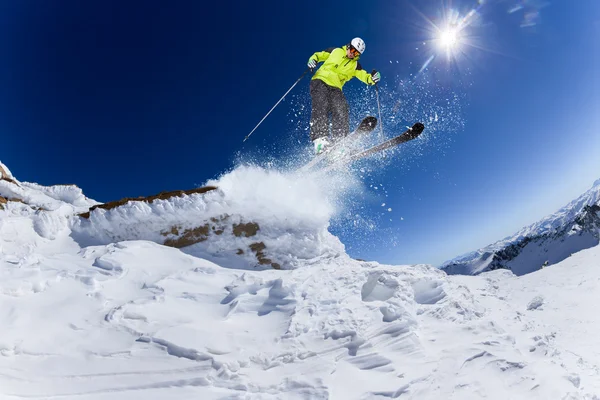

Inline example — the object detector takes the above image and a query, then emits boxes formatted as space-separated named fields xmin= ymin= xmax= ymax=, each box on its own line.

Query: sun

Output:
xmin=439 ymin=27 xmax=460 ymax=50
xmin=410 ymin=3 xmax=508 ymax=77
xmin=407 ymin=2 xmax=500 ymax=76
xmin=436 ymin=19 xmax=466 ymax=55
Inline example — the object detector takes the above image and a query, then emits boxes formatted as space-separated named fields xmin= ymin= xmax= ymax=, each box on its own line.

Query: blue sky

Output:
xmin=1 ymin=0 xmax=599 ymax=265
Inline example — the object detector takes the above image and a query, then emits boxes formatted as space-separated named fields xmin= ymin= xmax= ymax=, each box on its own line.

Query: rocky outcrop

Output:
xmin=0 ymin=166 xmax=81 ymax=212
xmin=79 ymin=186 xmax=218 ymax=218
xmin=74 ymin=187 xmax=286 ymax=270
xmin=0 ymin=165 xmax=24 ymax=208
xmin=249 ymin=241 xmax=281 ymax=269
xmin=158 ymin=216 xmax=280 ymax=269
xmin=0 ymin=163 xmax=18 ymax=185
xmin=162 ymin=224 xmax=211 ymax=247
xmin=3 ymin=162 xmax=341 ymax=271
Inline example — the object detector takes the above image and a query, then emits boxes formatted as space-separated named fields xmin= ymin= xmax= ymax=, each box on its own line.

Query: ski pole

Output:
xmin=243 ymin=68 xmax=311 ymax=142
xmin=373 ymin=72 xmax=384 ymax=141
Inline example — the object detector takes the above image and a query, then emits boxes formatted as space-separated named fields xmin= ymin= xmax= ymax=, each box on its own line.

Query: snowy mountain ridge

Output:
xmin=2 ymin=160 xmax=600 ymax=399
xmin=442 ymin=179 xmax=600 ymax=275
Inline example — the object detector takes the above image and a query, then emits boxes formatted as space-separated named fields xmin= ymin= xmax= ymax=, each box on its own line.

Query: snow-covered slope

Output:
xmin=442 ymin=179 xmax=600 ymax=276
xmin=2 ymin=160 xmax=600 ymax=399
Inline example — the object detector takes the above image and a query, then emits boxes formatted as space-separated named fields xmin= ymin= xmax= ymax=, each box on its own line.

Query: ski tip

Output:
xmin=354 ymin=116 xmax=378 ymax=134
xmin=412 ymin=122 xmax=425 ymax=133
xmin=407 ymin=122 xmax=425 ymax=140
xmin=363 ymin=116 xmax=377 ymax=128
xmin=412 ymin=122 xmax=425 ymax=132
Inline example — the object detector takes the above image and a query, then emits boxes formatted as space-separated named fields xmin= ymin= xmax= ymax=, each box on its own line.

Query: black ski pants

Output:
xmin=309 ymin=79 xmax=349 ymax=142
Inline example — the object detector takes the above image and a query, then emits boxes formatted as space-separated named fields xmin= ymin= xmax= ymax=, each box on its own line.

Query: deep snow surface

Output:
xmin=1 ymin=162 xmax=600 ymax=399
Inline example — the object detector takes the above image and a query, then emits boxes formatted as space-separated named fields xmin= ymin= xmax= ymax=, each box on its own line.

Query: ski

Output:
xmin=325 ymin=122 xmax=425 ymax=169
xmin=300 ymin=116 xmax=377 ymax=172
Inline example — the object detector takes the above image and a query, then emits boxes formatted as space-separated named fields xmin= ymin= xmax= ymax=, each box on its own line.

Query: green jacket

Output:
xmin=309 ymin=46 xmax=375 ymax=90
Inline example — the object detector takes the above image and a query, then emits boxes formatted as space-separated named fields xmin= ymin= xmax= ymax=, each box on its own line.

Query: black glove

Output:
xmin=371 ymin=69 xmax=381 ymax=84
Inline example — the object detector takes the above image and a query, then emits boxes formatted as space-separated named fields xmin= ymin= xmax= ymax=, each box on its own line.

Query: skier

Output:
xmin=307 ymin=37 xmax=381 ymax=155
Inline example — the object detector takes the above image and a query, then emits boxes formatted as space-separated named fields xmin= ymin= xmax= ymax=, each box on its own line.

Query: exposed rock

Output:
xmin=0 ymin=196 xmax=26 ymax=208
xmin=249 ymin=242 xmax=280 ymax=269
xmin=161 ymin=226 xmax=180 ymax=237
xmin=249 ymin=242 xmax=267 ymax=261
xmin=73 ymin=185 xmax=289 ymax=270
xmin=0 ymin=164 xmax=18 ymax=185
xmin=233 ymin=222 xmax=260 ymax=237
xmin=0 ymin=195 xmax=48 ymax=211
xmin=157 ymin=215 xmax=276 ymax=268
xmin=163 ymin=224 xmax=210 ymax=248
xmin=79 ymin=186 xmax=218 ymax=218
xmin=210 ymin=215 xmax=229 ymax=236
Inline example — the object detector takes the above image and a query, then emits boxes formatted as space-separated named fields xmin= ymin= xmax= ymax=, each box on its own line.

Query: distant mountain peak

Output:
xmin=442 ymin=177 xmax=600 ymax=276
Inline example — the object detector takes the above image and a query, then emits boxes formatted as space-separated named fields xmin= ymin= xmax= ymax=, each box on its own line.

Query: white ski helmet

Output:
xmin=350 ymin=37 xmax=366 ymax=54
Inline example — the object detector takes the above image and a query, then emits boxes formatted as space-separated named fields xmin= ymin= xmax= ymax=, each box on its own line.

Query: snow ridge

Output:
xmin=442 ymin=179 xmax=600 ymax=275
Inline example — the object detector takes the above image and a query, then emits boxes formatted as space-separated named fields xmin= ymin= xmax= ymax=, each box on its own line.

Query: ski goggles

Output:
xmin=348 ymin=45 xmax=360 ymax=57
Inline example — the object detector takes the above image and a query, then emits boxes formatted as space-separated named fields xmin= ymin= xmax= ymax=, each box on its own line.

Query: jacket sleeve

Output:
xmin=308 ymin=47 xmax=336 ymax=63
xmin=354 ymin=62 xmax=375 ymax=85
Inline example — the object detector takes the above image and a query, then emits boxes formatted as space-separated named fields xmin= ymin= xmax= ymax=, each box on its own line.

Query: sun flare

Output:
xmin=410 ymin=3 xmax=497 ymax=76
xmin=439 ymin=28 xmax=460 ymax=49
